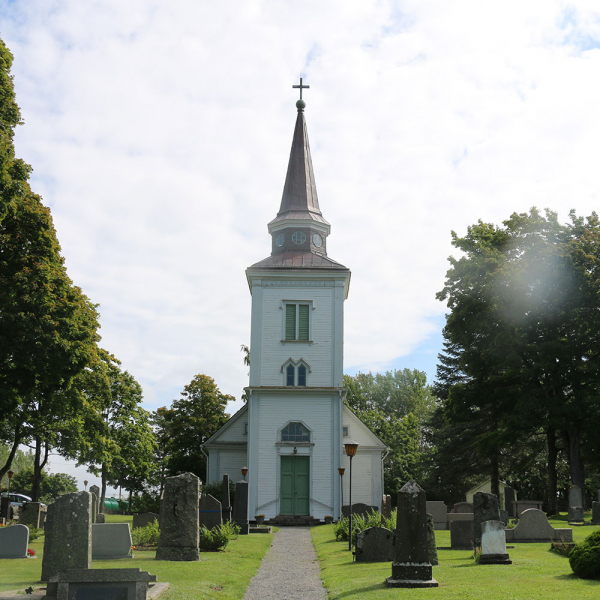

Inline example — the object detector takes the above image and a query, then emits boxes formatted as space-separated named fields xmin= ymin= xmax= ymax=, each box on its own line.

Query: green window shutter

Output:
xmin=286 ymin=304 xmax=296 ymax=340
xmin=298 ymin=304 xmax=309 ymax=340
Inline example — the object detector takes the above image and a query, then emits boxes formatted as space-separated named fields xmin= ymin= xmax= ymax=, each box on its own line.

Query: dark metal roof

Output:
xmin=268 ymin=108 xmax=330 ymax=227
xmin=247 ymin=251 xmax=348 ymax=270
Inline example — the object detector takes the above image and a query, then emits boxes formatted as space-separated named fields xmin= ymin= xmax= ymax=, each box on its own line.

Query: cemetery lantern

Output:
xmin=241 ymin=466 xmax=248 ymax=481
xmin=84 ymin=480 xmax=88 ymax=491
xmin=344 ymin=441 xmax=359 ymax=552
xmin=7 ymin=470 xmax=13 ymax=494
xmin=338 ymin=467 xmax=345 ymax=521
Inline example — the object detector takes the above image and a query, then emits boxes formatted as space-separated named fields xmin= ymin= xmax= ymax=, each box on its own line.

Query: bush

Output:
xmin=569 ymin=530 xmax=600 ymax=579
xmin=333 ymin=509 xmax=396 ymax=547
xmin=28 ymin=527 xmax=43 ymax=542
xmin=132 ymin=520 xmax=160 ymax=546
xmin=199 ymin=521 xmax=240 ymax=552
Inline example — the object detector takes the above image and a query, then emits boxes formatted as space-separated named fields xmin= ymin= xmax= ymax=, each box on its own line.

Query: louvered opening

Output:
xmin=285 ymin=304 xmax=297 ymax=340
xmin=298 ymin=304 xmax=309 ymax=340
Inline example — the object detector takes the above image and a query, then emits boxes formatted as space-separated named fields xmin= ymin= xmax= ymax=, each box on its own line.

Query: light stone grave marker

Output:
xmin=473 ymin=492 xmax=500 ymax=548
xmin=568 ymin=485 xmax=584 ymax=524
xmin=0 ymin=524 xmax=29 ymax=558
xmin=505 ymin=508 xmax=573 ymax=543
xmin=479 ymin=520 xmax=511 ymax=565
xmin=92 ymin=523 xmax=133 ymax=559
xmin=426 ymin=501 xmax=447 ymax=530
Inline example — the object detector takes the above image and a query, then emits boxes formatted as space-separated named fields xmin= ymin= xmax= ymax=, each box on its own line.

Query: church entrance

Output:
xmin=280 ymin=456 xmax=309 ymax=515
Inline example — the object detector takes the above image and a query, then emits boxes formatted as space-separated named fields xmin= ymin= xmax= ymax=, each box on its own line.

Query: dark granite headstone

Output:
xmin=473 ymin=492 xmax=500 ymax=548
xmin=426 ymin=514 xmax=438 ymax=566
xmin=222 ymin=474 xmax=231 ymax=522
xmin=355 ymin=527 xmax=394 ymax=562
xmin=1 ymin=496 xmax=12 ymax=520
xmin=386 ymin=480 xmax=438 ymax=588
xmin=568 ymin=485 xmax=584 ymax=523
xmin=383 ymin=494 xmax=392 ymax=520
xmin=0 ymin=523 xmax=29 ymax=558
xmin=20 ymin=502 xmax=42 ymax=528
xmin=132 ymin=512 xmax=159 ymax=530
xmin=41 ymin=491 xmax=92 ymax=581
xmin=450 ymin=519 xmax=474 ymax=549
xmin=96 ymin=513 xmax=106 ymax=524
xmin=232 ymin=481 xmax=249 ymax=535
xmin=504 ymin=487 xmax=516 ymax=517
xmin=499 ymin=510 xmax=509 ymax=526
xmin=155 ymin=472 xmax=200 ymax=561
xmin=199 ymin=494 xmax=222 ymax=530
xmin=342 ymin=503 xmax=378 ymax=518
xmin=592 ymin=501 xmax=600 ymax=525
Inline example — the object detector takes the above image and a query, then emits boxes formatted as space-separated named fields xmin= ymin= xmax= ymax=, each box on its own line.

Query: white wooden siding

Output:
xmin=217 ymin=449 xmax=248 ymax=483
xmin=217 ymin=416 xmax=248 ymax=443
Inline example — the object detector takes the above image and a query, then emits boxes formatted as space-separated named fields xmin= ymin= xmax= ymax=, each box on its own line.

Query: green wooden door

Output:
xmin=280 ymin=456 xmax=310 ymax=515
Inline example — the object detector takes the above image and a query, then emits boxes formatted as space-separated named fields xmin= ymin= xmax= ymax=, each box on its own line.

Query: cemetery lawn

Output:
xmin=0 ymin=518 xmax=273 ymax=600
xmin=312 ymin=519 xmax=600 ymax=600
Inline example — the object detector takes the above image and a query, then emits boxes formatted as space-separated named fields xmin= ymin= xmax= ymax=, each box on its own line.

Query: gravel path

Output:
xmin=243 ymin=526 xmax=327 ymax=600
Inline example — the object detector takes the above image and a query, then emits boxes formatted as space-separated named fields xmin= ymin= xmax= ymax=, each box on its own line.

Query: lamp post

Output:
xmin=7 ymin=470 xmax=13 ymax=495
xmin=338 ymin=467 xmax=345 ymax=522
xmin=344 ymin=441 xmax=358 ymax=552
xmin=241 ymin=467 xmax=248 ymax=481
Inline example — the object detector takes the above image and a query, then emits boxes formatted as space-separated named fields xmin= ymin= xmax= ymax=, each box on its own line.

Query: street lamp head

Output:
xmin=7 ymin=470 xmax=13 ymax=478
xmin=344 ymin=441 xmax=359 ymax=457
xmin=241 ymin=466 xmax=248 ymax=480
xmin=338 ymin=467 xmax=345 ymax=476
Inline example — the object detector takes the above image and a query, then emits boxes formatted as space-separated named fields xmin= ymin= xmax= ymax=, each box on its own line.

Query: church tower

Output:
xmin=203 ymin=84 xmax=386 ymax=522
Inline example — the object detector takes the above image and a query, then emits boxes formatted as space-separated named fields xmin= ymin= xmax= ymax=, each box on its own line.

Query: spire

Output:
xmin=268 ymin=92 xmax=329 ymax=228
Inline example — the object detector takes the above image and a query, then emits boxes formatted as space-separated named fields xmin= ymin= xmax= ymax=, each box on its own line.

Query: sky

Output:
xmin=1 ymin=0 xmax=600 ymax=492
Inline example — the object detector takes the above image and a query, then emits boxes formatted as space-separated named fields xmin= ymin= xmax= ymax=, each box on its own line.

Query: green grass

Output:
xmin=0 ymin=525 xmax=272 ymax=600
xmin=312 ymin=518 xmax=600 ymax=600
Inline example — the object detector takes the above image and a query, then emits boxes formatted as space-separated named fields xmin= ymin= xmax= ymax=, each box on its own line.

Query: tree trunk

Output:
xmin=547 ymin=427 xmax=558 ymax=515
xmin=567 ymin=428 xmax=586 ymax=506
xmin=490 ymin=452 xmax=500 ymax=499
xmin=0 ymin=423 xmax=22 ymax=483
xmin=127 ymin=489 xmax=132 ymax=515
xmin=31 ymin=437 xmax=42 ymax=501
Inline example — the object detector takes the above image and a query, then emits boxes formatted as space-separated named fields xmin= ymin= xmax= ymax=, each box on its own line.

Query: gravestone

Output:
xmin=232 ymin=481 xmax=249 ymax=535
xmin=133 ymin=512 xmax=159 ymax=530
xmin=479 ymin=520 xmax=511 ymax=564
xmin=342 ymin=503 xmax=378 ymax=518
xmin=499 ymin=510 xmax=509 ymax=526
xmin=45 ymin=568 xmax=162 ymax=600
xmin=568 ymin=485 xmax=584 ymax=523
xmin=92 ymin=523 xmax=133 ymax=559
xmin=156 ymin=472 xmax=200 ymax=561
xmin=20 ymin=501 xmax=43 ymax=528
xmin=450 ymin=519 xmax=474 ymax=549
xmin=426 ymin=514 xmax=438 ymax=566
xmin=0 ymin=524 xmax=29 ymax=558
xmin=355 ymin=527 xmax=394 ymax=562
xmin=41 ymin=491 xmax=92 ymax=581
xmin=512 ymin=500 xmax=543 ymax=517
xmin=96 ymin=513 xmax=106 ymax=524
xmin=452 ymin=502 xmax=473 ymax=513
xmin=386 ymin=480 xmax=438 ymax=588
xmin=89 ymin=485 xmax=100 ymax=524
xmin=426 ymin=501 xmax=447 ymax=530
xmin=199 ymin=494 xmax=222 ymax=530
xmin=504 ymin=487 xmax=516 ymax=517
xmin=592 ymin=501 xmax=600 ymax=525
xmin=383 ymin=494 xmax=392 ymax=520
xmin=473 ymin=492 xmax=500 ymax=548
xmin=505 ymin=508 xmax=573 ymax=542
xmin=222 ymin=474 xmax=231 ymax=522
xmin=0 ymin=495 xmax=11 ymax=520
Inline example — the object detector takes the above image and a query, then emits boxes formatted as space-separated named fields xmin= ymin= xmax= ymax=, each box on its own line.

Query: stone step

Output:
xmin=267 ymin=515 xmax=322 ymax=526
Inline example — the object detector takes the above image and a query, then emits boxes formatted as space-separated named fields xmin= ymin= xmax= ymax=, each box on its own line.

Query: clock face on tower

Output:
xmin=275 ymin=234 xmax=285 ymax=247
xmin=312 ymin=233 xmax=323 ymax=247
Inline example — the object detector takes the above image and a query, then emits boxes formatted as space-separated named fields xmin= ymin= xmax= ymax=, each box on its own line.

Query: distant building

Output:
xmin=203 ymin=92 xmax=387 ymax=521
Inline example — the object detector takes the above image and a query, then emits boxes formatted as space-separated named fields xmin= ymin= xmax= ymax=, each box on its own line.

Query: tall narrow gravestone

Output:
xmin=89 ymin=485 xmax=100 ymax=524
xmin=232 ymin=481 xmax=249 ymax=535
xmin=156 ymin=472 xmax=200 ymax=561
xmin=591 ymin=501 xmax=600 ymax=525
xmin=473 ymin=492 xmax=500 ymax=548
xmin=568 ymin=485 xmax=584 ymax=523
xmin=199 ymin=494 xmax=222 ymax=530
xmin=222 ymin=474 xmax=231 ymax=522
xmin=504 ymin=486 xmax=516 ymax=517
xmin=386 ymin=481 xmax=438 ymax=588
xmin=41 ymin=491 xmax=92 ymax=581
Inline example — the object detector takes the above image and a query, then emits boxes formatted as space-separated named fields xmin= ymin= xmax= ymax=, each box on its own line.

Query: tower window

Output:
xmin=281 ymin=422 xmax=310 ymax=443
xmin=285 ymin=303 xmax=310 ymax=340
xmin=292 ymin=231 xmax=306 ymax=244
xmin=298 ymin=364 xmax=307 ymax=386
xmin=281 ymin=359 xmax=310 ymax=386
xmin=286 ymin=364 xmax=295 ymax=386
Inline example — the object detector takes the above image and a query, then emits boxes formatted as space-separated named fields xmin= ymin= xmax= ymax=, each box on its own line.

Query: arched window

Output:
xmin=297 ymin=364 xmax=307 ymax=386
xmin=282 ymin=359 xmax=310 ymax=387
xmin=281 ymin=422 xmax=310 ymax=443
xmin=286 ymin=364 xmax=295 ymax=386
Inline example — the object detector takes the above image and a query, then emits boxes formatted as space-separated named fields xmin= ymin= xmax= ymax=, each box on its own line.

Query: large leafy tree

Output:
xmin=10 ymin=468 xmax=77 ymax=503
xmin=156 ymin=374 xmax=232 ymax=483
xmin=0 ymin=37 xmax=100 ymax=487
xmin=436 ymin=208 xmax=600 ymax=510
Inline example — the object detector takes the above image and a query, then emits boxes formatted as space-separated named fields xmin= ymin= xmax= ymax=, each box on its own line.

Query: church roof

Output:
xmin=247 ymin=250 xmax=348 ymax=271
xmin=268 ymin=106 xmax=330 ymax=228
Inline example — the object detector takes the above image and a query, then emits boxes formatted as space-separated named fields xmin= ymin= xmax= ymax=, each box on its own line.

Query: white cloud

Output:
xmin=2 ymin=0 xmax=600 ymax=481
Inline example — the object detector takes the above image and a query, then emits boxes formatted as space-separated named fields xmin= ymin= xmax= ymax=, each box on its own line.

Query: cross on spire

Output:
xmin=293 ymin=77 xmax=310 ymax=100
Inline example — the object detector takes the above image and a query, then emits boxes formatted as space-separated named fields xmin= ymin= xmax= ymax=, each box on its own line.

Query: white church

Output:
xmin=203 ymin=88 xmax=387 ymax=521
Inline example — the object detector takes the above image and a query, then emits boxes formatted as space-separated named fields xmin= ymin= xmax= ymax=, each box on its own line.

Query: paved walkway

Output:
xmin=243 ymin=526 xmax=327 ymax=600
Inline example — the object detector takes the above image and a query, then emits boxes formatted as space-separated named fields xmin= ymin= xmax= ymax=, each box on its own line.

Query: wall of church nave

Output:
xmin=340 ymin=451 xmax=384 ymax=509
xmin=207 ymin=447 xmax=247 ymax=485
xmin=258 ymin=285 xmax=339 ymax=387
xmin=252 ymin=394 xmax=338 ymax=519
xmin=215 ymin=412 xmax=248 ymax=443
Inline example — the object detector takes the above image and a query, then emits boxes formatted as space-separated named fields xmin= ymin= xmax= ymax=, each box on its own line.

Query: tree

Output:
xmin=435 ymin=208 xmax=600 ymax=510
xmin=157 ymin=374 xmax=232 ymax=482
xmin=10 ymin=468 xmax=77 ymax=503
xmin=0 ymin=37 xmax=100 ymax=489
